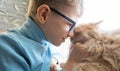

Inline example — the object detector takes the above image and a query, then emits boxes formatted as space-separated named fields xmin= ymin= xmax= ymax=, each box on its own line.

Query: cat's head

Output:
xmin=71 ymin=21 xmax=102 ymax=44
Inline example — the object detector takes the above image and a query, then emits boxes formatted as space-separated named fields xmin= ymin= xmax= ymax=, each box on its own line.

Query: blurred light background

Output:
xmin=79 ymin=0 xmax=120 ymax=31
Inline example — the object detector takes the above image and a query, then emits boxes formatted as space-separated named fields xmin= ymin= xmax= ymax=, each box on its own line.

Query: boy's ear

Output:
xmin=36 ymin=4 xmax=50 ymax=24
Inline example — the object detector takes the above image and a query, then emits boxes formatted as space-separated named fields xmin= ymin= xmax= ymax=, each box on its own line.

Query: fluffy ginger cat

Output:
xmin=62 ymin=22 xmax=120 ymax=71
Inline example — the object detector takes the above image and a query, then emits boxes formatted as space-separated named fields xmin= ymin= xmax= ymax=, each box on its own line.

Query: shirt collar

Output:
xmin=20 ymin=16 xmax=51 ymax=47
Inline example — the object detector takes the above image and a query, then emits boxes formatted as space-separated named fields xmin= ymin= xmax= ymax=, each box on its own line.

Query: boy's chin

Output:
xmin=52 ymin=41 xmax=62 ymax=46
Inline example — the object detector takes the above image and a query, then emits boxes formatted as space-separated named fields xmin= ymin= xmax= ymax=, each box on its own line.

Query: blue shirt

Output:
xmin=0 ymin=17 xmax=52 ymax=71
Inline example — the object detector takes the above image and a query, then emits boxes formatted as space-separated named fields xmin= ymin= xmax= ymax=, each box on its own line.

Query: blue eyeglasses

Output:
xmin=50 ymin=7 xmax=76 ymax=32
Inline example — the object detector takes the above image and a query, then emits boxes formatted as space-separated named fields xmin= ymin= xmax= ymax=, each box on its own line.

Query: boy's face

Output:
xmin=45 ymin=6 xmax=82 ymax=46
xmin=36 ymin=5 xmax=82 ymax=46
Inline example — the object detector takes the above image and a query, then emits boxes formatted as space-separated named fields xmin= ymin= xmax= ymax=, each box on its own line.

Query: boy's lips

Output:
xmin=62 ymin=36 xmax=67 ymax=42
xmin=62 ymin=38 xmax=65 ymax=42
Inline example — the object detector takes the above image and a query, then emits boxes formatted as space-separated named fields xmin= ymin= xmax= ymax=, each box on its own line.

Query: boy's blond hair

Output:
xmin=28 ymin=0 xmax=83 ymax=16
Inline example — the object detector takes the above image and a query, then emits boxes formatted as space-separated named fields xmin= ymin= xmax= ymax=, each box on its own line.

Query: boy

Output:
xmin=0 ymin=0 xmax=83 ymax=71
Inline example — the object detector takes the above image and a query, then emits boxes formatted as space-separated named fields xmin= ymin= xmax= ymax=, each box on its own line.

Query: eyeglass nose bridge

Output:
xmin=68 ymin=21 xmax=76 ymax=32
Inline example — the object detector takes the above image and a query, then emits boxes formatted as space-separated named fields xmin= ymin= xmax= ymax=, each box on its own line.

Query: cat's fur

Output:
xmin=71 ymin=22 xmax=120 ymax=71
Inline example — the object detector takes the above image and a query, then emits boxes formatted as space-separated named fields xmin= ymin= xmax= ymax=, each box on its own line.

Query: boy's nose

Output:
xmin=67 ymin=31 xmax=74 ymax=38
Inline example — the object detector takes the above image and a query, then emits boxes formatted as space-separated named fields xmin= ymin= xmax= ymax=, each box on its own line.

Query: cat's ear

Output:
xmin=95 ymin=20 xmax=103 ymax=26
xmin=89 ymin=20 xmax=103 ymax=29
